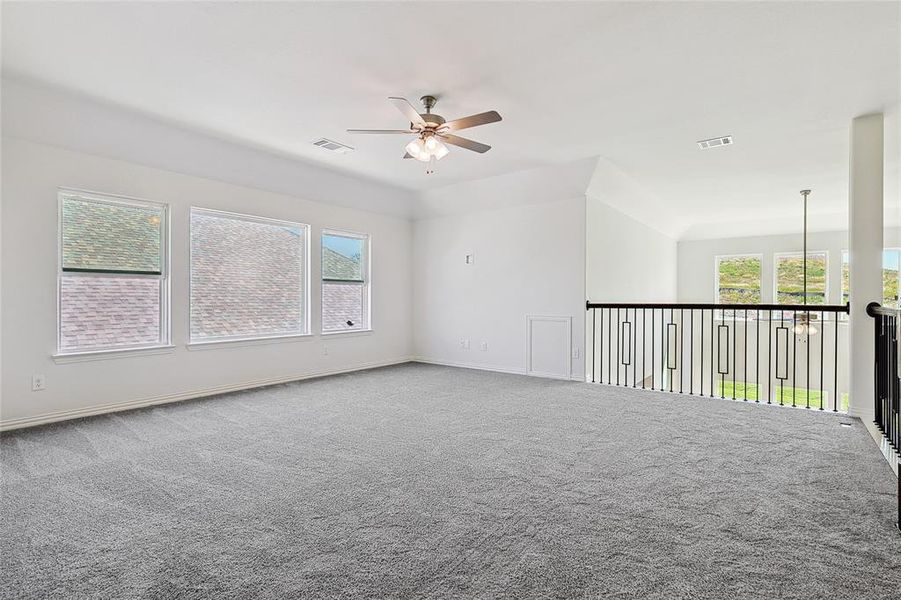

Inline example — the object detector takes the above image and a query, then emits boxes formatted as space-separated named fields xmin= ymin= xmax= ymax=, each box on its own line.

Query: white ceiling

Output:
xmin=2 ymin=1 xmax=899 ymax=237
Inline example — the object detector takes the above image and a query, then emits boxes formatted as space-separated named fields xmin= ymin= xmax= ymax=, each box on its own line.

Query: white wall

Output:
xmin=0 ymin=138 xmax=414 ymax=428
xmin=413 ymin=196 xmax=586 ymax=379
xmin=584 ymin=198 xmax=677 ymax=383
xmin=586 ymin=198 xmax=677 ymax=303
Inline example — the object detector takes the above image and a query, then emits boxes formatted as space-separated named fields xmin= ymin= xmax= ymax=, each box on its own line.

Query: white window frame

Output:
xmin=56 ymin=187 xmax=171 ymax=357
xmin=321 ymin=228 xmax=371 ymax=335
xmin=714 ymin=253 xmax=763 ymax=304
xmin=773 ymin=250 xmax=830 ymax=304
xmin=188 ymin=207 xmax=311 ymax=344
xmin=842 ymin=248 xmax=901 ymax=308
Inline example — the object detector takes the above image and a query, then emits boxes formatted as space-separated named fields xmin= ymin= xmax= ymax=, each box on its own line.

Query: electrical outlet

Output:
xmin=572 ymin=348 xmax=581 ymax=359
xmin=480 ymin=341 xmax=488 ymax=351
xmin=464 ymin=253 xmax=475 ymax=265
xmin=323 ymin=346 xmax=329 ymax=356
xmin=31 ymin=374 xmax=46 ymax=392
xmin=460 ymin=338 xmax=470 ymax=350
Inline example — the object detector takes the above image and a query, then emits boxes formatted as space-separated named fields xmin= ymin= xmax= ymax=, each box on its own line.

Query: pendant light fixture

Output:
xmin=794 ymin=189 xmax=819 ymax=336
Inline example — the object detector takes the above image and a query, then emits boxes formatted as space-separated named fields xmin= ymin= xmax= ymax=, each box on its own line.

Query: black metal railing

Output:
xmin=866 ymin=302 xmax=901 ymax=532
xmin=586 ymin=302 xmax=850 ymax=411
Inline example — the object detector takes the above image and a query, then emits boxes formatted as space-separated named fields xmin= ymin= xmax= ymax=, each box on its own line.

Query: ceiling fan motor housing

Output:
xmin=418 ymin=113 xmax=446 ymax=129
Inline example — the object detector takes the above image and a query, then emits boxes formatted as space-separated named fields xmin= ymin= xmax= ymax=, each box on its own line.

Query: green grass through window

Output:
xmin=716 ymin=381 xmax=849 ymax=411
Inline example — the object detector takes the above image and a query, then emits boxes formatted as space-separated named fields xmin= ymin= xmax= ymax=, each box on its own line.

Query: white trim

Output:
xmin=53 ymin=344 xmax=176 ymax=364
xmin=0 ymin=357 xmax=413 ymax=432
xmin=412 ymin=357 xmax=526 ymax=377
xmin=525 ymin=315 xmax=573 ymax=380
xmin=412 ymin=357 xmax=584 ymax=381
xmin=321 ymin=329 xmax=374 ymax=338
xmin=186 ymin=333 xmax=314 ymax=350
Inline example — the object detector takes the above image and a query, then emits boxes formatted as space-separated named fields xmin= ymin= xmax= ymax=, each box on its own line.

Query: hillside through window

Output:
xmin=716 ymin=255 xmax=761 ymax=304
xmin=775 ymin=252 xmax=827 ymax=304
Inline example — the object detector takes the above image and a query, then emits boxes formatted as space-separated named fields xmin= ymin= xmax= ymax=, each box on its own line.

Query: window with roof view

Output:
xmin=716 ymin=255 xmax=762 ymax=304
xmin=775 ymin=252 xmax=828 ymax=304
xmin=322 ymin=230 xmax=369 ymax=333
xmin=190 ymin=209 xmax=308 ymax=341
xmin=58 ymin=190 xmax=168 ymax=353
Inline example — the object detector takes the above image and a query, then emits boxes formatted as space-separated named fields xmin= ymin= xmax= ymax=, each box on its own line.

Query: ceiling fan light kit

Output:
xmin=348 ymin=95 xmax=502 ymax=174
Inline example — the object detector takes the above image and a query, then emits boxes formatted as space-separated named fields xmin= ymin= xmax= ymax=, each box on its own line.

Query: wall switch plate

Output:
xmin=323 ymin=346 xmax=329 ymax=356
xmin=572 ymin=348 xmax=581 ymax=359
xmin=460 ymin=338 xmax=470 ymax=349
xmin=464 ymin=253 xmax=475 ymax=265
xmin=32 ymin=374 xmax=46 ymax=391
xmin=480 ymin=341 xmax=488 ymax=351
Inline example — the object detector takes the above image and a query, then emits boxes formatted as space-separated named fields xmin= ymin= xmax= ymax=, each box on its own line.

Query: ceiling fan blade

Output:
xmin=440 ymin=133 xmax=491 ymax=153
xmin=388 ymin=97 xmax=426 ymax=128
xmin=347 ymin=129 xmax=416 ymax=134
xmin=442 ymin=110 xmax=502 ymax=131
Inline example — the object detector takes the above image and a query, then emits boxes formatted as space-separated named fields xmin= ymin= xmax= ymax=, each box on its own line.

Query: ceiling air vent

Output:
xmin=312 ymin=138 xmax=354 ymax=154
xmin=697 ymin=135 xmax=733 ymax=150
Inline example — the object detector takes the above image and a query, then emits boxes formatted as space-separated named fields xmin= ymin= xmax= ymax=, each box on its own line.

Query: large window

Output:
xmin=775 ymin=252 xmax=828 ymax=304
xmin=321 ymin=230 xmax=369 ymax=333
xmin=190 ymin=208 xmax=308 ymax=342
xmin=716 ymin=255 xmax=762 ymax=303
xmin=58 ymin=190 xmax=168 ymax=353
xmin=841 ymin=249 xmax=900 ymax=308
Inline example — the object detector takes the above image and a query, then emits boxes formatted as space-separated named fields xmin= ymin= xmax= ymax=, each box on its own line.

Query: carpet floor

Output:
xmin=1 ymin=363 xmax=899 ymax=599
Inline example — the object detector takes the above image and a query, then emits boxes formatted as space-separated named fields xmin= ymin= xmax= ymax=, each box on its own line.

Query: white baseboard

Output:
xmin=862 ymin=419 xmax=900 ymax=477
xmin=0 ymin=357 xmax=413 ymax=432
xmin=411 ymin=356 xmax=584 ymax=381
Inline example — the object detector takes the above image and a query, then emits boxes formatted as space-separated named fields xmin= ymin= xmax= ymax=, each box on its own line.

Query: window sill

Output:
xmin=321 ymin=328 xmax=373 ymax=338
xmin=186 ymin=333 xmax=313 ymax=350
xmin=53 ymin=345 xmax=176 ymax=364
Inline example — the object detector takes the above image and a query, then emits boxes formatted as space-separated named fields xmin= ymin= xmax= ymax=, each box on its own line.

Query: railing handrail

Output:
xmin=587 ymin=301 xmax=850 ymax=313
xmin=866 ymin=302 xmax=900 ymax=318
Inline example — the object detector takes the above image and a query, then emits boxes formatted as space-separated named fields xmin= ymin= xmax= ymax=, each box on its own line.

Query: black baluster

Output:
xmin=616 ymin=308 xmax=621 ymax=386
xmin=768 ymin=309 xmax=773 ymax=404
xmin=834 ymin=310 xmax=839 ymax=411
xmin=599 ymin=308 xmax=604 ymax=385
xmin=700 ymin=309 xmax=705 ymax=396
xmin=591 ymin=308 xmax=596 ymax=383
xmin=756 ymin=309 xmax=760 ymax=403
xmin=690 ymin=309 xmax=694 ymax=395
xmin=779 ymin=311 xmax=785 ymax=405
xmin=608 ymin=308 xmax=612 ymax=385
xmin=680 ymin=308 xmax=684 ymax=394
xmin=732 ymin=310 xmax=736 ymax=400
xmin=744 ymin=309 xmax=748 ymax=401
xmin=819 ymin=310 xmax=824 ymax=410
xmin=792 ymin=310 xmax=797 ymax=407
xmin=710 ymin=309 xmax=715 ymax=398
xmin=633 ymin=308 xmax=637 ymax=388
xmin=642 ymin=308 xmax=646 ymax=389
xmin=806 ymin=309 xmax=811 ymax=409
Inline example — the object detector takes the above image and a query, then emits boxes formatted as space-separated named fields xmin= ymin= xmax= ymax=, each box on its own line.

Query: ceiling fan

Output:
xmin=347 ymin=95 xmax=501 ymax=173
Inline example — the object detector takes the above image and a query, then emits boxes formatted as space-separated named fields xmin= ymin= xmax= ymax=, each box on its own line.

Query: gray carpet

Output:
xmin=1 ymin=363 xmax=899 ymax=599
